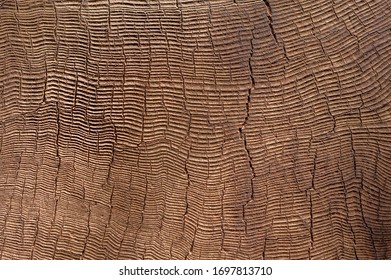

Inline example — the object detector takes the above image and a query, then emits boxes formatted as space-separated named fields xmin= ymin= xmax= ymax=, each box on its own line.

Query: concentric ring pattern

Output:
xmin=0 ymin=0 xmax=390 ymax=259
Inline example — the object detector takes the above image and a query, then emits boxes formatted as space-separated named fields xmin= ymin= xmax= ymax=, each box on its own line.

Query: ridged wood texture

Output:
xmin=0 ymin=0 xmax=390 ymax=259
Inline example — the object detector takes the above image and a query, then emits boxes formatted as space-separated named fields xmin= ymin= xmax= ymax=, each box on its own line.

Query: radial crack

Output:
xmin=359 ymin=176 xmax=377 ymax=258
xmin=349 ymin=129 xmax=357 ymax=177
xmin=262 ymin=0 xmax=288 ymax=60
xmin=183 ymin=150 xmax=190 ymax=232
xmin=338 ymin=164 xmax=358 ymax=259
xmin=263 ymin=0 xmax=278 ymax=44
xmin=240 ymin=32 xmax=256 ymax=232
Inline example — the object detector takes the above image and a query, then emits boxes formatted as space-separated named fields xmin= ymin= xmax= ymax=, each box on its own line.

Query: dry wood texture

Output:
xmin=0 ymin=0 xmax=390 ymax=259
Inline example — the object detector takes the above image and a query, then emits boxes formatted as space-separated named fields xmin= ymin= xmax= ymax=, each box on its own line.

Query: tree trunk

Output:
xmin=0 ymin=0 xmax=390 ymax=259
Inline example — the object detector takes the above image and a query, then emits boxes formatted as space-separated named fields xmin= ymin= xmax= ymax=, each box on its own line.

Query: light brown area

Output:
xmin=0 ymin=0 xmax=390 ymax=259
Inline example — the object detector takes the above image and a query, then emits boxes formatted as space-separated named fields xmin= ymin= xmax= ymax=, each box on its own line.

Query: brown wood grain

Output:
xmin=0 ymin=0 xmax=390 ymax=259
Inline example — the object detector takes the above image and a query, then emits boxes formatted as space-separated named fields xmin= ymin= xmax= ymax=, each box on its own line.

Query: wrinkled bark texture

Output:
xmin=0 ymin=0 xmax=390 ymax=259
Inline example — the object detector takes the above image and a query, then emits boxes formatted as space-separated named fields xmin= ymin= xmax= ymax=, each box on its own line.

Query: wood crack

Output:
xmin=263 ymin=0 xmax=277 ymax=44
xmin=81 ymin=204 xmax=91 ymax=259
xmin=359 ymin=175 xmax=377 ymax=258
xmin=239 ymin=30 xmax=256 ymax=233
xmin=338 ymin=164 xmax=358 ymax=259
xmin=30 ymin=209 xmax=40 ymax=259
xmin=262 ymin=0 xmax=288 ymax=60
xmin=350 ymin=129 xmax=357 ymax=177
xmin=183 ymin=150 xmax=190 ymax=232
xmin=104 ymin=119 xmax=117 ymax=188
xmin=107 ymin=0 xmax=111 ymax=33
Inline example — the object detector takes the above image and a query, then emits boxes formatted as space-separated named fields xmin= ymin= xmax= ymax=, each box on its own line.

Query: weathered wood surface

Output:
xmin=0 ymin=0 xmax=390 ymax=259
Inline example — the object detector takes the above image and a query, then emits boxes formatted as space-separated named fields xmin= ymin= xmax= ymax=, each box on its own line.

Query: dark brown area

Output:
xmin=0 ymin=0 xmax=390 ymax=259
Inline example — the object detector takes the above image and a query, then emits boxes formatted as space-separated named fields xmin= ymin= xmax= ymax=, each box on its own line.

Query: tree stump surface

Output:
xmin=0 ymin=0 xmax=390 ymax=259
